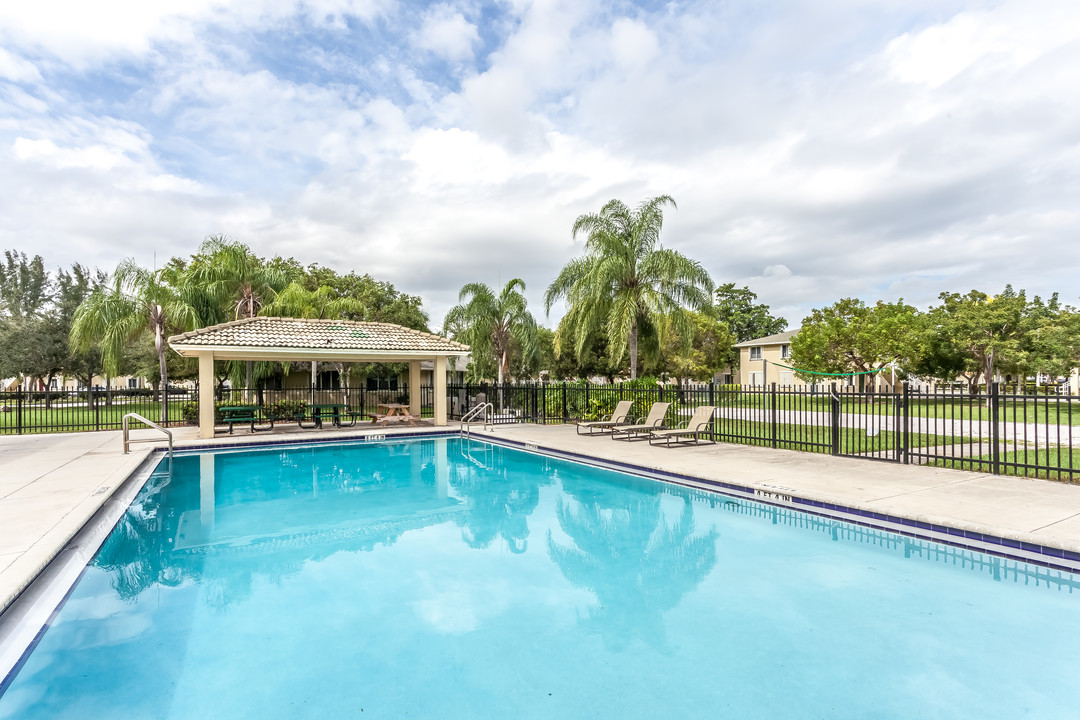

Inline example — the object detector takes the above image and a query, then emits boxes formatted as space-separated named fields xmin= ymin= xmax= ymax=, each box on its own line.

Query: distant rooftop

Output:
xmin=733 ymin=329 xmax=799 ymax=348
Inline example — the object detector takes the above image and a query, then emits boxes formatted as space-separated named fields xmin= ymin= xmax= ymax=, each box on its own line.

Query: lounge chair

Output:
xmin=611 ymin=402 xmax=671 ymax=441
xmin=648 ymin=406 xmax=717 ymax=447
xmin=576 ymin=400 xmax=635 ymax=435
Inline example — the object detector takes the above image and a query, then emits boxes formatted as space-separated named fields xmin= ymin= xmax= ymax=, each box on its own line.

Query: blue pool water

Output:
xmin=1 ymin=437 xmax=1078 ymax=719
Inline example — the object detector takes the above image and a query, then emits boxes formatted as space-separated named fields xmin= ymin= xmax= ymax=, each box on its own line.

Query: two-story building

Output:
xmin=734 ymin=329 xmax=900 ymax=390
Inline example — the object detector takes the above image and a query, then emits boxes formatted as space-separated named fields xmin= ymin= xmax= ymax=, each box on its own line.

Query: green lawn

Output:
xmin=0 ymin=400 xmax=186 ymax=434
xmin=928 ymin=447 xmax=1080 ymax=481
xmin=712 ymin=419 xmax=963 ymax=454
xmin=716 ymin=395 xmax=1080 ymax=425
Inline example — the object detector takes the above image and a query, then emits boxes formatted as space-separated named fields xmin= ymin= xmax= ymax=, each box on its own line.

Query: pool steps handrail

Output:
xmin=461 ymin=402 xmax=494 ymax=437
xmin=122 ymin=412 xmax=173 ymax=457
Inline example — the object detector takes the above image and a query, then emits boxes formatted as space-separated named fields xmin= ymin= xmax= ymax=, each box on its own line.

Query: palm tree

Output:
xmin=261 ymin=281 xmax=367 ymax=391
xmin=191 ymin=236 xmax=290 ymax=391
xmin=544 ymin=196 xmax=714 ymax=379
xmin=70 ymin=260 xmax=201 ymax=423
xmin=444 ymin=279 xmax=539 ymax=388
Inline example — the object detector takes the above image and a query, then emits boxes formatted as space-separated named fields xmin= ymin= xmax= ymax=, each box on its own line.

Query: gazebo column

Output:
xmin=198 ymin=352 xmax=216 ymax=439
xmin=433 ymin=355 xmax=447 ymax=426
xmin=408 ymin=360 xmax=422 ymax=417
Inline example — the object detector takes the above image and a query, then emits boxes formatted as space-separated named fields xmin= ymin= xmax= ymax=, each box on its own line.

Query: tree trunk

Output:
xmin=497 ymin=351 xmax=507 ymax=410
xmin=629 ymin=319 xmax=639 ymax=379
xmin=156 ymin=327 xmax=169 ymax=424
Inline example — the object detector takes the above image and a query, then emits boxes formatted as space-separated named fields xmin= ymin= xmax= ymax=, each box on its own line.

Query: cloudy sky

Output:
xmin=1 ymin=0 xmax=1078 ymax=329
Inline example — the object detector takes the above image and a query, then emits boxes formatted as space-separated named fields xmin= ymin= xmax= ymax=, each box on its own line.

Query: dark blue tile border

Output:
xmin=474 ymin=434 xmax=1080 ymax=574
xmin=170 ymin=429 xmax=459 ymax=455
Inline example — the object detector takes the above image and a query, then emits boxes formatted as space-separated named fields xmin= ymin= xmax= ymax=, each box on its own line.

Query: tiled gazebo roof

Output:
xmin=169 ymin=317 xmax=468 ymax=360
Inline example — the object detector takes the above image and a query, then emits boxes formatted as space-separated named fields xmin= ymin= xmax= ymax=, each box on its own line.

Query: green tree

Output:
xmin=71 ymin=260 xmax=202 ymax=422
xmin=927 ymin=286 xmax=1036 ymax=393
xmin=657 ymin=310 xmax=735 ymax=384
xmin=303 ymin=265 xmax=429 ymax=331
xmin=444 ymin=279 xmax=539 ymax=386
xmin=261 ymin=281 xmax=367 ymax=388
xmin=790 ymin=298 xmax=919 ymax=388
xmin=713 ymin=283 xmax=787 ymax=370
xmin=190 ymin=236 xmax=291 ymax=390
xmin=544 ymin=196 xmax=713 ymax=379
xmin=0 ymin=250 xmax=50 ymax=319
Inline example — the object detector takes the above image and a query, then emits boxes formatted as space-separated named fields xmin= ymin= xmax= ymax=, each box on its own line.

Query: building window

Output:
xmin=749 ymin=347 xmax=762 ymax=360
xmin=781 ymin=344 xmax=791 ymax=359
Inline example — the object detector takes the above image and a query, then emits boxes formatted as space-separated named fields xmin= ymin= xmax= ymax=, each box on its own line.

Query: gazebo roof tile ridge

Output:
xmin=168 ymin=315 xmax=469 ymax=350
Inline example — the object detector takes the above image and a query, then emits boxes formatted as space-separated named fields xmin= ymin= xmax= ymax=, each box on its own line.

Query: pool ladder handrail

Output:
xmin=461 ymin=402 xmax=494 ymax=437
xmin=122 ymin=412 xmax=173 ymax=457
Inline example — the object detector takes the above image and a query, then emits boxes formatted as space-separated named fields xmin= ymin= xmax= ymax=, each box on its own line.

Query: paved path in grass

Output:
xmin=713 ymin=406 xmax=1080 ymax=445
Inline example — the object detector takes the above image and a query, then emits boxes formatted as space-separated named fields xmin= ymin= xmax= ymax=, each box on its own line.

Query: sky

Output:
xmin=1 ymin=0 xmax=1079 ymax=331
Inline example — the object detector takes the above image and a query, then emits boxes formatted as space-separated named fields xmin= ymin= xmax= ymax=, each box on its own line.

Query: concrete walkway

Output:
xmin=2 ymin=422 xmax=1080 ymax=614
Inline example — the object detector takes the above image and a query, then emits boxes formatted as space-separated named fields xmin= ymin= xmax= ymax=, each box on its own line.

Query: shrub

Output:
xmin=265 ymin=399 xmax=307 ymax=420
xmin=180 ymin=401 xmax=199 ymax=425
xmin=181 ymin=399 xmax=260 ymax=425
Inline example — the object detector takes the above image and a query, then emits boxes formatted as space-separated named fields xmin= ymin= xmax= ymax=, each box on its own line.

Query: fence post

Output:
xmin=991 ymin=381 xmax=1001 ymax=475
xmin=770 ymin=382 xmax=778 ymax=448
xmin=584 ymin=381 xmax=589 ymax=416
xmin=16 ymin=389 xmax=23 ymax=435
xmin=561 ymin=383 xmax=567 ymax=423
xmin=830 ymin=382 xmax=840 ymax=456
xmin=901 ymin=382 xmax=910 ymax=464
xmin=94 ymin=390 xmax=101 ymax=431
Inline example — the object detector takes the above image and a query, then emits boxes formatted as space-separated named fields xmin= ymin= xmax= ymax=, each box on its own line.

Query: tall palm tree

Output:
xmin=191 ymin=236 xmax=290 ymax=390
xmin=261 ymin=281 xmax=367 ymax=389
xmin=544 ymin=195 xmax=714 ymax=379
xmin=444 ymin=279 xmax=539 ymax=387
xmin=70 ymin=260 xmax=201 ymax=423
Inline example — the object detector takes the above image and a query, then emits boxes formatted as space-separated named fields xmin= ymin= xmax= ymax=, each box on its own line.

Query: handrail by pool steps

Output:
xmin=461 ymin=402 xmax=494 ymax=437
xmin=122 ymin=412 xmax=173 ymax=457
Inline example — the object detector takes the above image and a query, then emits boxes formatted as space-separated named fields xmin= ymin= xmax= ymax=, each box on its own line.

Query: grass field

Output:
xmin=0 ymin=400 xmax=186 ymax=434
xmin=928 ymin=447 xmax=1080 ymax=481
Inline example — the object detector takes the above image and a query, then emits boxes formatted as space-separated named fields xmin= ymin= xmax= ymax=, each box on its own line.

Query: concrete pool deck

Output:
xmin=3 ymin=422 xmax=1080 ymax=613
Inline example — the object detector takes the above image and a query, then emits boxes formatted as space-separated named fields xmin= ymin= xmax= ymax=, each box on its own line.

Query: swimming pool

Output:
xmin=0 ymin=436 xmax=1078 ymax=718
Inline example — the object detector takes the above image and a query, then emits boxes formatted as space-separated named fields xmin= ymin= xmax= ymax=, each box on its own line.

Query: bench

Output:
xmin=219 ymin=406 xmax=273 ymax=434
xmin=367 ymin=412 xmax=418 ymax=427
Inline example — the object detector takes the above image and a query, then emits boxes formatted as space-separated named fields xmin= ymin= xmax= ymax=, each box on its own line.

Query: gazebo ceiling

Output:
xmin=169 ymin=317 xmax=469 ymax=362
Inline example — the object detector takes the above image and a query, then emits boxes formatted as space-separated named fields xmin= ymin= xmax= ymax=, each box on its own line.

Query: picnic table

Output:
xmin=369 ymin=403 xmax=418 ymax=426
xmin=308 ymin=403 xmax=343 ymax=429
xmin=219 ymin=405 xmax=272 ymax=434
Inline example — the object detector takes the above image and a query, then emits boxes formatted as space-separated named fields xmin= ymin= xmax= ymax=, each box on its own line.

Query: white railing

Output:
xmin=122 ymin=413 xmax=173 ymax=457
xmin=461 ymin=402 xmax=494 ymax=437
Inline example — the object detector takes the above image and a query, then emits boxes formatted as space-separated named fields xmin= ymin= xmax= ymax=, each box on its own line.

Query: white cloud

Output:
xmin=412 ymin=4 xmax=480 ymax=63
xmin=884 ymin=1 xmax=1080 ymax=88
xmin=0 ymin=47 xmax=41 ymax=83
xmin=1 ymin=0 xmax=1079 ymax=330
xmin=609 ymin=17 xmax=659 ymax=70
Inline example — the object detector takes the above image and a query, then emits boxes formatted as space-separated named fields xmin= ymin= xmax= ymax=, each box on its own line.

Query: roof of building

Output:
xmin=169 ymin=317 xmax=469 ymax=359
xmin=733 ymin=329 xmax=800 ymax=348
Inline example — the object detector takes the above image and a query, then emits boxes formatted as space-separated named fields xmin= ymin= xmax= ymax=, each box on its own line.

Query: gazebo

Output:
xmin=168 ymin=317 xmax=470 ymax=438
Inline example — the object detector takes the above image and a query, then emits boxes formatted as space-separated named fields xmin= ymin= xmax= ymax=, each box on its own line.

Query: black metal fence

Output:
xmin=3 ymin=381 xmax=1078 ymax=482
xmin=447 ymin=381 xmax=1080 ymax=482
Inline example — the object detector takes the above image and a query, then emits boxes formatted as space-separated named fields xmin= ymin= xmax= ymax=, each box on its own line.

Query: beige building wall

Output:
xmin=737 ymin=344 xmax=901 ymax=391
